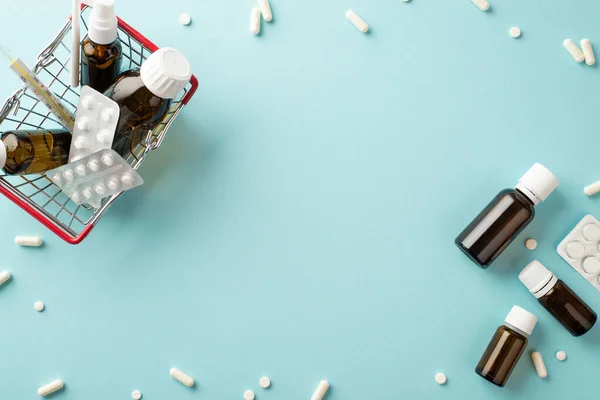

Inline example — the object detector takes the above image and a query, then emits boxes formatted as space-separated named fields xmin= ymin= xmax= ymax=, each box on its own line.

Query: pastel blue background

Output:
xmin=1 ymin=0 xmax=600 ymax=398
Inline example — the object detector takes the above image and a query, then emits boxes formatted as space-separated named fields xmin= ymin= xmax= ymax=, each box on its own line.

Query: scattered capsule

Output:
xmin=311 ymin=380 xmax=329 ymax=400
xmin=0 ymin=271 xmax=11 ymax=286
xmin=250 ymin=7 xmax=261 ymax=35
xmin=170 ymin=368 xmax=195 ymax=387
xmin=581 ymin=39 xmax=596 ymax=66
xmin=15 ymin=236 xmax=42 ymax=247
xmin=531 ymin=352 xmax=548 ymax=378
xmin=471 ymin=0 xmax=490 ymax=11
xmin=37 ymin=379 xmax=64 ymax=397
xmin=564 ymin=39 xmax=585 ymax=63
xmin=346 ymin=10 xmax=368 ymax=33
xmin=259 ymin=0 xmax=272 ymax=22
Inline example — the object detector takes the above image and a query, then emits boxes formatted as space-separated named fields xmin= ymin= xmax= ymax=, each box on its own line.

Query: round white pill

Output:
xmin=509 ymin=26 xmax=521 ymax=38
xmin=244 ymin=390 xmax=255 ymax=400
xmin=566 ymin=241 xmax=585 ymax=259
xmin=102 ymin=108 xmax=116 ymax=122
xmin=75 ymin=165 xmax=87 ymax=176
xmin=34 ymin=301 xmax=45 ymax=312
xmin=71 ymin=192 xmax=82 ymax=203
xmin=52 ymin=174 xmax=62 ymax=184
xmin=102 ymin=154 xmax=114 ymax=166
xmin=88 ymin=160 xmax=100 ymax=172
xmin=435 ymin=373 xmax=447 ymax=385
xmin=74 ymin=137 xmax=86 ymax=149
xmin=525 ymin=238 xmax=537 ymax=250
xmin=94 ymin=184 xmax=106 ymax=196
xmin=81 ymin=96 xmax=94 ymax=109
xmin=107 ymin=179 xmax=119 ymax=191
xmin=122 ymin=173 xmax=134 ymax=185
xmin=582 ymin=257 xmax=600 ymax=275
xmin=77 ymin=117 xmax=91 ymax=131
xmin=259 ymin=376 xmax=271 ymax=388
xmin=556 ymin=351 xmax=567 ymax=361
xmin=63 ymin=170 xmax=74 ymax=181
xmin=97 ymin=129 xmax=111 ymax=143
xmin=83 ymin=188 xmax=93 ymax=199
xmin=582 ymin=224 xmax=600 ymax=242
xmin=179 ymin=13 xmax=192 ymax=25
xmin=132 ymin=389 xmax=142 ymax=400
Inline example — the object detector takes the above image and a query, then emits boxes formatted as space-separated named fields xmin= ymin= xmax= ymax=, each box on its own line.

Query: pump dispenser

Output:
xmin=80 ymin=0 xmax=122 ymax=92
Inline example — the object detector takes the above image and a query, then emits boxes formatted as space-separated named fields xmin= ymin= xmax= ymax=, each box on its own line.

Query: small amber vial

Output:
xmin=0 ymin=129 xmax=72 ymax=175
xmin=475 ymin=306 xmax=537 ymax=387
xmin=520 ymin=260 xmax=597 ymax=336
xmin=455 ymin=163 xmax=559 ymax=268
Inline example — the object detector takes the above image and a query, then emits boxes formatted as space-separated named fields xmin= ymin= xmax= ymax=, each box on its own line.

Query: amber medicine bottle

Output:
xmin=475 ymin=305 xmax=537 ymax=387
xmin=519 ymin=260 xmax=597 ymax=336
xmin=81 ymin=0 xmax=123 ymax=93
xmin=0 ymin=129 xmax=72 ymax=175
xmin=455 ymin=163 xmax=559 ymax=268
xmin=105 ymin=47 xmax=191 ymax=158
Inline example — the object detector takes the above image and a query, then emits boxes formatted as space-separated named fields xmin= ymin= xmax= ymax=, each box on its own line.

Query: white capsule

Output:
xmin=584 ymin=180 xmax=600 ymax=196
xmin=581 ymin=39 xmax=595 ymax=66
xmin=346 ymin=10 xmax=368 ymax=33
xmin=250 ymin=7 xmax=261 ymax=35
xmin=311 ymin=380 xmax=329 ymax=400
xmin=75 ymin=165 xmax=87 ymax=176
xmin=107 ymin=178 xmax=119 ymax=191
xmin=102 ymin=108 xmax=116 ymax=122
xmin=0 ymin=271 xmax=11 ymax=286
xmin=101 ymin=154 xmax=115 ymax=166
xmin=556 ymin=350 xmax=567 ymax=361
xmin=15 ymin=236 xmax=42 ymax=247
xmin=435 ymin=373 xmax=447 ymax=385
xmin=244 ymin=390 xmax=255 ymax=400
xmin=97 ymin=129 xmax=111 ymax=143
xmin=83 ymin=188 xmax=93 ymax=199
xmin=37 ymin=379 xmax=64 ymax=397
xmin=77 ymin=117 xmax=91 ymax=131
xmin=63 ymin=170 xmax=74 ymax=182
xmin=34 ymin=301 xmax=45 ymax=312
xmin=87 ymin=160 xmax=100 ymax=172
xmin=509 ymin=26 xmax=521 ymax=38
xmin=179 ymin=13 xmax=192 ymax=25
xmin=259 ymin=376 xmax=271 ymax=388
xmin=470 ymin=0 xmax=490 ymax=11
xmin=531 ymin=351 xmax=547 ymax=378
xmin=564 ymin=39 xmax=585 ymax=63
xmin=94 ymin=184 xmax=107 ymax=196
xmin=80 ymin=96 xmax=94 ymax=109
xmin=170 ymin=368 xmax=194 ymax=387
xmin=259 ymin=0 xmax=272 ymax=22
xmin=121 ymin=173 xmax=135 ymax=185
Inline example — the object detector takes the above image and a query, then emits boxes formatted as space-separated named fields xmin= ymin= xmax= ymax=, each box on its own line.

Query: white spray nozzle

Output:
xmin=85 ymin=0 xmax=118 ymax=45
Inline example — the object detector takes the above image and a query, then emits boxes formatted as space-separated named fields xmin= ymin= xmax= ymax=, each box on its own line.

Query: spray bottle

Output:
xmin=72 ymin=0 xmax=122 ymax=93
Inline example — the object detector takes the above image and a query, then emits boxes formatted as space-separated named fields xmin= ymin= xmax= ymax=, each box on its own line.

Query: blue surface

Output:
xmin=1 ymin=0 xmax=600 ymax=398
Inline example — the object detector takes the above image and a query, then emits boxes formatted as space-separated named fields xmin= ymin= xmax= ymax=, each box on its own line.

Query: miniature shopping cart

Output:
xmin=0 ymin=7 xmax=198 ymax=244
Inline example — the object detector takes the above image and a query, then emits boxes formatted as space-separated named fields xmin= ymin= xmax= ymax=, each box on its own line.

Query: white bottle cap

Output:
xmin=87 ymin=0 xmax=118 ymax=45
xmin=0 ymin=140 xmax=6 ymax=169
xmin=504 ymin=305 xmax=537 ymax=336
xmin=140 ymin=48 xmax=192 ymax=99
xmin=519 ymin=260 xmax=558 ymax=298
xmin=514 ymin=163 xmax=559 ymax=205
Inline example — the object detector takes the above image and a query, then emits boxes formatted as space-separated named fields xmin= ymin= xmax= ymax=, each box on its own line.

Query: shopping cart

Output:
xmin=0 ymin=6 xmax=198 ymax=244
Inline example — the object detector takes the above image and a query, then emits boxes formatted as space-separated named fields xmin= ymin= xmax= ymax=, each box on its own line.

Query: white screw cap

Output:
xmin=141 ymin=47 xmax=192 ymax=99
xmin=519 ymin=260 xmax=555 ymax=296
xmin=505 ymin=305 xmax=537 ymax=336
xmin=515 ymin=163 xmax=559 ymax=205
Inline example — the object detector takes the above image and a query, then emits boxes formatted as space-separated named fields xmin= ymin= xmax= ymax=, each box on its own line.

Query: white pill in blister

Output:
xmin=556 ymin=350 xmax=567 ymax=361
xmin=132 ymin=389 xmax=142 ymax=400
xmin=77 ymin=117 xmax=91 ymax=131
xmin=122 ymin=173 xmax=134 ymax=185
xmin=435 ymin=373 xmax=447 ymax=385
xmin=259 ymin=0 xmax=272 ymax=22
xmin=74 ymin=137 xmax=86 ymax=150
xmin=581 ymin=39 xmax=595 ymax=66
xmin=107 ymin=178 xmax=119 ymax=191
xmin=0 ymin=271 xmax=11 ymax=286
xmin=63 ymin=170 xmax=74 ymax=182
xmin=81 ymin=96 xmax=94 ymax=109
xmin=170 ymin=368 xmax=194 ymax=387
xmin=52 ymin=174 xmax=62 ymax=184
xmin=71 ymin=192 xmax=82 ymax=203
xmin=102 ymin=154 xmax=114 ymax=166
xmin=531 ymin=352 xmax=547 ymax=378
xmin=564 ymin=39 xmax=585 ymax=63
xmin=244 ymin=390 xmax=255 ymax=400
xmin=346 ymin=10 xmax=368 ymax=33
xmin=75 ymin=165 xmax=87 ymax=176
xmin=582 ymin=224 xmax=600 ymax=241
xmin=259 ymin=376 xmax=271 ymax=388
xmin=471 ymin=0 xmax=490 ymax=11
xmin=509 ymin=26 xmax=521 ymax=38
xmin=584 ymin=180 xmax=600 ymax=196
xmin=83 ymin=188 xmax=93 ymax=199
xmin=102 ymin=108 xmax=116 ymax=122
xmin=37 ymin=379 xmax=64 ymax=396
xmin=311 ymin=380 xmax=329 ymax=400
xmin=97 ymin=129 xmax=111 ymax=143
xmin=87 ymin=160 xmax=100 ymax=172
xmin=94 ymin=184 xmax=107 ymax=196
xmin=179 ymin=13 xmax=192 ymax=25
xmin=525 ymin=238 xmax=537 ymax=250
xmin=15 ymin=236 xmax=42 ymax=247
xmin=250 ymin=7 xmax=261 ymax=35
xmin=566 ymin=241 xmax=585 ymax=259
xmin=582 ymin=257 xmax=600 ymax=275
xmin=34 ymin=301 xmax=45 ymax=312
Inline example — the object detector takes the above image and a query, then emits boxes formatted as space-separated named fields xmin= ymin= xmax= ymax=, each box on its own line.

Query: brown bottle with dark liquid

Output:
xmin=80 ymin=0 xmax=122 ymax=93
xmin=0 ymin=129 xmax=72 ymax=175
xmin=475 ymin=306 xmax=537 ymax=387
xmin=520 ymin=261 xmax=597 ymax=336
xmin=104 ymin=47 xmax=191 ymax=158
xmin=455 ymin=163 xmax=559 ymax=268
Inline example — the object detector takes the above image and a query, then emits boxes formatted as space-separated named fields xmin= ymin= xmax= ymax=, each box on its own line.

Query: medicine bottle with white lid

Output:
xmin=455 ymin=163 xmax=559 ymax=268
xmin=105 ymin=47 xmax=191 ymax=158
xmin=519 ymin=260 xmax=597 ymax=336
xmin=81 ymin=0 xmax=123 ymax=93
xmin=475 ymin=305 xmax=537 ymax=387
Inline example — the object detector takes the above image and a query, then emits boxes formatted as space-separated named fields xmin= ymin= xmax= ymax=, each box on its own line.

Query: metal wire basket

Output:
xmin=0 ymin=7 xmax=198 ymax=244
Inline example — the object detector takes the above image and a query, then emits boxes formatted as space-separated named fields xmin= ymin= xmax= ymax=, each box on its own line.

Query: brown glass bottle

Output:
xmin=519 ymin=261 xmax=597 ymax=337
xmin=475 ymin=306 xmax=537 ymax=387
xmin=455 ymin=163 xmax=558 ymax=268
xmin=0 ymin=129 xmax=72 ymax=175
xmin=81 ymin=35 xmax=123 ymax=93
xmin=104 ymin=70 xmax=171 ymax=158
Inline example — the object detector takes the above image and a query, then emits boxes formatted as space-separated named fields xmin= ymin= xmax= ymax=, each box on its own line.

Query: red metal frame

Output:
xmin=0 ymin=13 xmax=199 ymax=244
